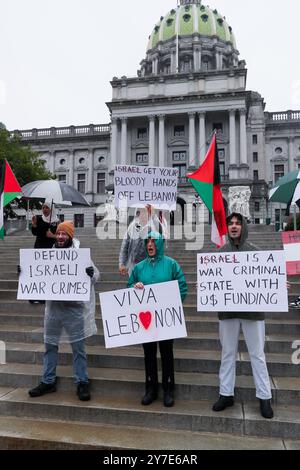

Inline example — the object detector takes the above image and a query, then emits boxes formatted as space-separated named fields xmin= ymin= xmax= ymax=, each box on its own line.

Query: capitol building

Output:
xmin=15 ymin=0 xmax=300 ymax=227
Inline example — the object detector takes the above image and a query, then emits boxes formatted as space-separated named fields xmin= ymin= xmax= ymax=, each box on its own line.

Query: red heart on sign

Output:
xmin=139 ymin=312 xmax=152 ymax=330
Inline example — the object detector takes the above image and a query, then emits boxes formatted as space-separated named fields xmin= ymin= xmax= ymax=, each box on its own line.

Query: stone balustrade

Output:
xmin=11 ymin=123 xmax=111 ymax=141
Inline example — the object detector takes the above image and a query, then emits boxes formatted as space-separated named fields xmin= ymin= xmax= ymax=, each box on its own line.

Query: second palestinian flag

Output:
xmin=188 ymin=134 xmax=227 ymax=247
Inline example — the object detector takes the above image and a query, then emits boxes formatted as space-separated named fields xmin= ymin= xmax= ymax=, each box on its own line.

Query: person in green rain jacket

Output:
xmin=128 ymin=231 xmax=188 ymax=408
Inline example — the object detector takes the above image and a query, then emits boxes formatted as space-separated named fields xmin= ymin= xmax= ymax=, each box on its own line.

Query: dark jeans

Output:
xmin=42 ymin=341 xmax=89 ymax=385
xmin=143 ymin=340 xmax=175 ymax=392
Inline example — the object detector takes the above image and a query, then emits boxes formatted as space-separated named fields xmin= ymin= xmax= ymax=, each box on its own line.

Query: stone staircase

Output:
xmin=0 ymin=228 xmax=299 ymax=450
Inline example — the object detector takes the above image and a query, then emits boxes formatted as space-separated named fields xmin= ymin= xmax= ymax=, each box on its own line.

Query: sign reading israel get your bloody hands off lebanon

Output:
xmin=100 ymin=281 xmax=187 ymax=349
xmin=114 ymin=165 xmax=179 ymax=211
xmin=17 ymin=249 xmax=91 ymax=301
xmin=197 ymin=251 xmax=288 ymax=312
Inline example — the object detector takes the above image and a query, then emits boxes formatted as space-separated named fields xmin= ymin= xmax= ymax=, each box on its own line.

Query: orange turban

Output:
xmin=57 ymin=221 xmax=75 ymax=239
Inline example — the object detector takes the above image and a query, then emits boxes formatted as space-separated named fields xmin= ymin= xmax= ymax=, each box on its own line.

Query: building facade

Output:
xmin=14 ymin=0 xmax=300 ymax=227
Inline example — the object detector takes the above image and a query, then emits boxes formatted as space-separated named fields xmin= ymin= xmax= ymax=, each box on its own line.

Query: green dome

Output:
xmin=147 ymin=2 xmax=237 ymax=52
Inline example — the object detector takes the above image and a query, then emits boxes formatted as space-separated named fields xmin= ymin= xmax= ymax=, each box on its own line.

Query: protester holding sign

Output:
xmin=119 ymin=205 xmax=168 ymax=276
xmin=28 ymin=221 xmax=99 ymax=402
xmin=212 ymin=213 xmax=274 ymax=419
xmin=31 ymin=200 xmax=58 ymax=249
xmin=128 ymin=231 xmax=187 ymax=408
xmin=30 ymin=200 xmax=59 ymax=304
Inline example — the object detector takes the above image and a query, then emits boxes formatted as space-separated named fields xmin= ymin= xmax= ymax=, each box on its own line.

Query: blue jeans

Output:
xmin=42 ymin=341 xmax=89 ymax=385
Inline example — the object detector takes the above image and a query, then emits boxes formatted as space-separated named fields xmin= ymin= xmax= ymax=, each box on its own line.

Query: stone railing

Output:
xmin=265 ymin=111 xmax=300 ymax=122
xmin=11 ymin=124 xmax=111 ymax=141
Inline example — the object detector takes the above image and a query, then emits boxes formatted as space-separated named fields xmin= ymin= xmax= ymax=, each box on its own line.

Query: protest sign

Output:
xmin=282 ymin=231 xmax=300 ymax=275
xmin=17 ymin=248 xmax=91 ymax=301
xmin=100 ymin=281 xmax=187 ymax=349
xmin=114 ymin=165 xmax=179 ymax=211
xmin=197 ymin=251 xmax=288 ymax=312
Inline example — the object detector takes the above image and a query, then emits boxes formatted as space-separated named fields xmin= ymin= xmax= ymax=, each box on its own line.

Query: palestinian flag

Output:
xmin=188 ymin=134 xmax=227 ymax=247
xmin=0 ymin=160 xmax=22 ymax=239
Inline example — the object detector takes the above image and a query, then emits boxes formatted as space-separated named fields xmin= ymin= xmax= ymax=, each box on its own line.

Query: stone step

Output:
xmin=0 ymin=414 xmax=289 ymax=450
xmin=3 ymin=342 xmax=299 ymax=377
xmin=0 ymin=387 xmax=299 ymax=439
xmin=0 ymin=324 xmax=297 ymax=354
xmin=0 ymin=363 xmax=299 ymax=406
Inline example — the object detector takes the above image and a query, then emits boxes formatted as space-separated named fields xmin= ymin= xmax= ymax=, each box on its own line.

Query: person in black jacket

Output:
xmin=31 ymin=200 xmax=58 ymax=249
xmin=30 ymin=200 xmax=58 ymax=304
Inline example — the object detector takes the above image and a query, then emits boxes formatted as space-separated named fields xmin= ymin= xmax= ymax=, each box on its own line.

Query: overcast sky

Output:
xmin=0 ymin=0 xmax=299 ymax=130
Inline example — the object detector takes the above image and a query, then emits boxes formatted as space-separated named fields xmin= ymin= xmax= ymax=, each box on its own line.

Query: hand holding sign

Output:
xmin=197 ymin=251 xmax=288 ymax=313
xmin=18 ymin=248 xmax=92 ymax=302
xmin=100 ymin=281 xmax=187 ymax=349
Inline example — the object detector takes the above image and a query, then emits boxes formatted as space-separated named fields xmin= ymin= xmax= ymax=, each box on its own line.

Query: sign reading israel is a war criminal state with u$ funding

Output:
xmin=197 ymin=251 xmax=288 ymax=313
xmin=17 ymin=249 xmax=92 ymax=301
xmin=100 ymin=281 xmax=187 ymax=349
xmin=114 ymin=165 xmax=179 ymax=211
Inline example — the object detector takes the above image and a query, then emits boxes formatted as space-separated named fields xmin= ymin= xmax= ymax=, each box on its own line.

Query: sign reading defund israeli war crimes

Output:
xmin=100 ymin=281 xmax=187 ymax=349
xmin=114 ymin=165 xmax=179 ymax=211
xmin=197 ymin=251 xmax=289 ymax=313
xmin=17 ymin=249 xmax=91 ymax=301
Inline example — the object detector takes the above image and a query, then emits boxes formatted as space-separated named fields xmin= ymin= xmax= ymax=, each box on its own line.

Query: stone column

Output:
xmin=68 ymin=151 xmax=74 ymax=187
xmin=239 ymin=109 xmax=248 ymax=179
xmin=149 ymin=115 xmax=156 ymax=166
xmin=110 ymin=118 xmax=118 ymax=169
xmin=171 ymin=50 xmax=176 ymax=74
xmin=49 ymin=151 xmax=55 ymax=175
xmin=229 ymin=110 xmax=237 ymax=165
xmin=189 ymin=112 xmax=196 ymax=168
xmin=193 ymin=47 xmax=200 ymax=72
xmin=158 ymin=114 xmax=165 ymax=167
xmin=229 ymin=110 xmax=238 ymax=179
xmin=87 ymin=149 xmax=94 ymax=194
xmin=288 ymin=137 xmax=295 ymax=172
xmin=198 ymin=47 xmax=202 ymax=71
xmin=121 ymin=117 xmax=128 ymax=165
xmin=239 ymin=109 xmax=248 ymax=165
xmin=198 ymin=112 xmax=206 ymax=164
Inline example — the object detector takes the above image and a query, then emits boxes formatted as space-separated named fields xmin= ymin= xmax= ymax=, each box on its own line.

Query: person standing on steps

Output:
xmin=31 ymin=200 xmax=58 ymax=249
xmin=212 ymin=212 xmax=274 ymax=420
xmin=30 ymin=200 xmax=58 ymax=304
xmin=119 ymin=205 xmax=168 ymax=277
xmin=27 ymin=221 xmax=99 ymax=402
xmin=128 ymin=231 xmax=188 ymax=408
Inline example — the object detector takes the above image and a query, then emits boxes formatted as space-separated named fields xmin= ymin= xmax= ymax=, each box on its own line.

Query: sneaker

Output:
xmin=77 ymin=381 xmax=91 ymax=401
xmin=260 ymin=399 xmax=274 ymax=419
xmin=163 ymin=391 xmax=174 ymax=408
xmin=29 ymin=382 xmax=56 ymax=398
xmin=212 ymin=395 xmax=234 ymax=412
xmin=141 ymin=390 xmax=158 ymax=406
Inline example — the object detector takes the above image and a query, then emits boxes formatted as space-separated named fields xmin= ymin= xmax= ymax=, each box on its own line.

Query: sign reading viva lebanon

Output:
xmin=114 ymin=165 xmax=179 ymax=211
xmin=17 ymin=248 xmax=92 ymax=301
xmin=197 ymin=251 xmax=289 ymax=313
xmin=100 ymin=281 xmax=187 ymax=349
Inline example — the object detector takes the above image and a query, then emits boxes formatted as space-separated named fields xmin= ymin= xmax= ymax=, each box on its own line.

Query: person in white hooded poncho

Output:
xmin=28 ymin=221 xmax=99 ymax=402
xmin=119 ymin=205 xmax=169 ymax=276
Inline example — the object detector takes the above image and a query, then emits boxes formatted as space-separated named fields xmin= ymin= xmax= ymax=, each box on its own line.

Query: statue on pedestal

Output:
xmin=229 ymin=186 xmax=251 ymax=220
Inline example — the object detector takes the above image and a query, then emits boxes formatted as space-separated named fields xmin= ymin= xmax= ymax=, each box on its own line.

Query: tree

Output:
xmin=0 ymin=124 xmax=54 ymax=187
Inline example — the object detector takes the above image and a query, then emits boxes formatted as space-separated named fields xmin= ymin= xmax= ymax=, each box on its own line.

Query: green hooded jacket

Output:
xmin=128 ymin=231 xmax=188 ymax=302
xmin=218 ymin=215 xmax=265 ymax=321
